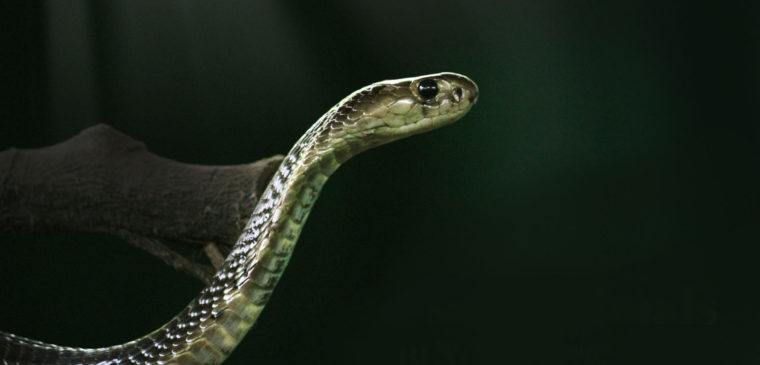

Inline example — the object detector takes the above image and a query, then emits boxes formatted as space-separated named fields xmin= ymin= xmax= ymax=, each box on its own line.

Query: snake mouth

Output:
xmin=377 ymin=105 xmax=473 ymax=139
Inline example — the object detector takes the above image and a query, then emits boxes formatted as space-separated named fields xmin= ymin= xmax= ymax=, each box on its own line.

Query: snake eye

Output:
xmin=417 ymin=79 xmax=439 ymax=100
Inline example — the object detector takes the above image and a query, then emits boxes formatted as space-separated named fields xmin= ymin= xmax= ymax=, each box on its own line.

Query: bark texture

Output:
xmin=0 ymin=125 xmax=283 ymax=281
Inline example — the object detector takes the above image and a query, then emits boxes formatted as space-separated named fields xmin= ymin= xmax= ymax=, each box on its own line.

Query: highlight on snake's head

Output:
xmin=315 ymin=72 xmax=478 ymax=157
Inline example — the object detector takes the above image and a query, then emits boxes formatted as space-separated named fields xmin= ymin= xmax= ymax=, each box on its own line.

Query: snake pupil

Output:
xmin=417 ymin=79 xmax=439 ymax=100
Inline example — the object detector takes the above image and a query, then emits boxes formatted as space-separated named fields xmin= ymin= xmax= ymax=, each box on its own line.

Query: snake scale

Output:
xmin=1 ymin=72 xmax=478 ymax=364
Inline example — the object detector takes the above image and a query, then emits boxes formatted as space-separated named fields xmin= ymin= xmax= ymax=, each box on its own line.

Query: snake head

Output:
xmin=321 ymin=72 xmax=479 ymax=157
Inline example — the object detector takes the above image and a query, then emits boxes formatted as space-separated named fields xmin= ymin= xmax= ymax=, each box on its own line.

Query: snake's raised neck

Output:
xmin=1 ymin=72 xmax=478 ymax=365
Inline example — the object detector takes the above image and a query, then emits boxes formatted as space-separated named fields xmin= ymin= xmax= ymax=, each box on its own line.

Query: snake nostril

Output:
xmin=453 ymin=87 xmax=463 ymax=102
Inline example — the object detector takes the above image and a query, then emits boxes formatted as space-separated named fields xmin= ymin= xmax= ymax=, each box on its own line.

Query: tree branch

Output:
xmin=118 ymin=230 xmax=215 ymax=284
xmin=0 ymin=124 xmax=282 ymax=277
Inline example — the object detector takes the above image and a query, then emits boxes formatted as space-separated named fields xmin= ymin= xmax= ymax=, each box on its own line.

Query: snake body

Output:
xmin=1 ymin=72 xmax=478 ymax=364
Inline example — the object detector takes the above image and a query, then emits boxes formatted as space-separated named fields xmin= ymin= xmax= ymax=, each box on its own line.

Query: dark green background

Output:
xmin=1 ymin=1 xmax=758 ymax=364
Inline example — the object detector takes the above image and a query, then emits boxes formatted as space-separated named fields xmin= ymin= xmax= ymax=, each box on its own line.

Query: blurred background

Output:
xmin=1 ymin=1 xmax=758 ymax=363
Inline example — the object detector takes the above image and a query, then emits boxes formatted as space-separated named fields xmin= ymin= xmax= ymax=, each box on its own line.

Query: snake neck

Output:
xmin=230 ymin=113 xmax=344 ymax=290
xmin=164 ymin=120 xmax=347 ymax=363
xmin=107 ymin=125 xmax=346 ymax=365
xmin=229 ymin=129 xmax=342 ymax=298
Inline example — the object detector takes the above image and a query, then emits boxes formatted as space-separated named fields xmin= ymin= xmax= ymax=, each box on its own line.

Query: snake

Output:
xmin=1 ymin=72 xmax=478 ymax=365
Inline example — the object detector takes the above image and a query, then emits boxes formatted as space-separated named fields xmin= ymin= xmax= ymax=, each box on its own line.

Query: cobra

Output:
xmin=1 ymin=72 xmax=479 ymax=364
